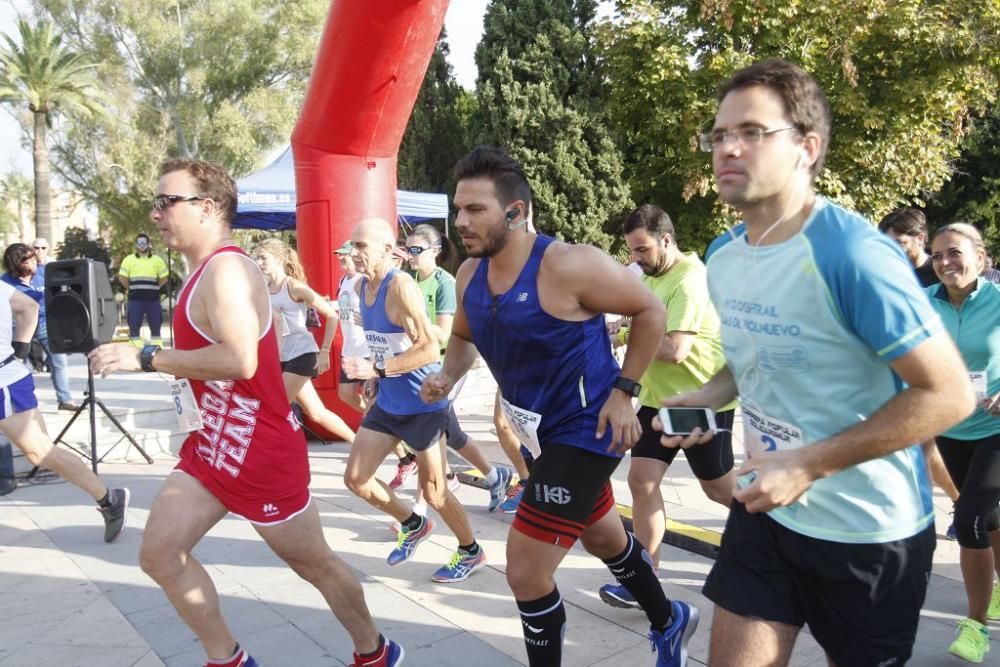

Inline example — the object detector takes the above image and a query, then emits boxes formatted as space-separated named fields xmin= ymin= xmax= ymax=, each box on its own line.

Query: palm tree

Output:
xmin=0 ymin=19 xmax=104 ymax=243
xmin=0 ymin=171 xmax=34 ymax=243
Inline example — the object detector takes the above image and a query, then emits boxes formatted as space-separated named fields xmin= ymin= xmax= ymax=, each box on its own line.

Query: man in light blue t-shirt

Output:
xmin=660 ymin=59 xmax=975 ymax=666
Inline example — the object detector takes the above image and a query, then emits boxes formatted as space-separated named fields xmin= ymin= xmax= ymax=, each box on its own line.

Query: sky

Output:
xmin=0 ymin=0 xmax=491 ymax=178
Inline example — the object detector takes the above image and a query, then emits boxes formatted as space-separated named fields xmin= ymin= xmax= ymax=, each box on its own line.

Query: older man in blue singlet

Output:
xmin=421 ymin=147 xmax=697 ymax=667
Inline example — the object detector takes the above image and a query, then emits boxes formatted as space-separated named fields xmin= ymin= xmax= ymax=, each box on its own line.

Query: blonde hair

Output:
xmin=253 ymin=238 xmax=306 ymax=281
xmin=932 ymin=223 xmax=987 ymax=272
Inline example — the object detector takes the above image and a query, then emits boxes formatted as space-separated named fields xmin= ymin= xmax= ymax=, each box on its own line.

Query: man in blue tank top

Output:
xmin=660 ymin=59 xmax=975 ymax=666
xmin=420 ymin=146 xmax=698 ymax=667
xmin=341 ymin=217 xmax=485 ymax=585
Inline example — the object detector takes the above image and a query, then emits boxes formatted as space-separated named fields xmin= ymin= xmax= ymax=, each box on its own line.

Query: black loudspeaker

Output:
xmin=45 ymin=259 xmax=117 ymax=353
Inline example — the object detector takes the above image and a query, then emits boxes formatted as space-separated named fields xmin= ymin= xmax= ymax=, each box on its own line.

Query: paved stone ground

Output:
xmin=0 ymin=355 xmax=995 ymax=666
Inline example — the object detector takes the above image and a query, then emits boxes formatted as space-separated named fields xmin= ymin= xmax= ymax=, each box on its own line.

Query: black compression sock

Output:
xmin=358 ymin=634 xmax=385 ymax=659
xmin=603 ymin=531 xmax=672 ymax=630
xmin=517 ymin=587 xmax=565 ymax=666
xmin=97 ymin=491 xmax=111 ymax=508
xmin=402 ymin=513 xmax=423 ymax=532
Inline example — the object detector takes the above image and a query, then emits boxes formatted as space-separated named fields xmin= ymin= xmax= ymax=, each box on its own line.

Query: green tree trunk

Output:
xmin=32 ymin=109 xmax=52 ymax=243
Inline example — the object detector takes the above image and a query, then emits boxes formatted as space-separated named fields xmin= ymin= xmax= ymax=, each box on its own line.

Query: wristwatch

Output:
xmin=612 ymin=376 xmax=641 ymax=397
xmin=373 ymin=359 xmax=387 ymax=378
xmin=140 ymin=345 xmax=161 ymax=373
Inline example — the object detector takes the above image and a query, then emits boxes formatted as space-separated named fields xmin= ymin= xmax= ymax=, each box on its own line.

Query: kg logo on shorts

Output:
xmin=536 ymin=484 xmax=571 ymax=505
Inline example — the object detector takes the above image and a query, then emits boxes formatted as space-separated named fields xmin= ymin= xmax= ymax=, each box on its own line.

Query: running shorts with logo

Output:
xmin=631 ymin=405 xmax=734 ymax=478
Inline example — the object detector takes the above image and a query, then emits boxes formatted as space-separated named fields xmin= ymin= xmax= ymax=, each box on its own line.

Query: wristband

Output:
xmin=140 ymin=345 xmax=161 ymax=373
xmin=12 ymin=341 xmax=29 ymax=361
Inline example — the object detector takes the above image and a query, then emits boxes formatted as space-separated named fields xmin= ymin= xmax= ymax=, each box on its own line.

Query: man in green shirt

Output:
xmin=599 ymin=204 xmax=736 ymax=609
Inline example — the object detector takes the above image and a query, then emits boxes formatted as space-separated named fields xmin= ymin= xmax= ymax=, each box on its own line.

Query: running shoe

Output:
xmin=98 ymin=487 xmax=130 ymax=543
xmin=446 ymin=472 xmax=461 ymax=494
xmin=988 ymin=581 xmax=1000 ymax=621
xmin=500 ymin=481 xmax=524 ymax=514
xmin=598 ymin=583 xmax=640 ymax=609
xmin=431 ymin=547 xmax=487 ymax=583
xmin=488 ymin=466 xmax=513 ymax=512
xmin=387 ymin=517 xmax=434 ymax=566
xmin=388 ymin=459 xmax=418 ymax=490
xmin=649 ymin=600 xmax=699 ymax=667
xmin=201 ymin=648 xmax=258 ymax=667
xmin=350 ymin=638 xmax=405 ymax=666
xmin=948 ymin=617 xmax=990 ymax=663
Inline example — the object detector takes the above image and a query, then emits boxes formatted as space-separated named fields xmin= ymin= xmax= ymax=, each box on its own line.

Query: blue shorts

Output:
xmin=0 ymin=374 xmax=38 ymax=419
xmin=361 ymin=403 xmax=447 ymax=452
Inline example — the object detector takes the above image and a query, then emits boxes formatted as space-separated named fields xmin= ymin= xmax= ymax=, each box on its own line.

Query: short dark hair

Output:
xmin=624 ymin=204 xmax=674 ymax=239
xmin=453 ymin=146 xmax=532 ymax=209
xmin=136 ymin=233 xmax=150 ymax=243
xmin=159 ymin=158 xmax=237 ymax=225
xmin=719 ymin=59 xmax=831 ymax=177
xmin=878 ymin=207 xmax=927 ymax=236
xmin=3 ymin=243 xmax=35 ymax=278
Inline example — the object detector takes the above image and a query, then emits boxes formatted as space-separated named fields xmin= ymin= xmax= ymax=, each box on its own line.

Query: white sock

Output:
xmin=483 ymin=467 xmax=498 ymax=486
xmin=413 ymin=502 xmax=428 ymax=517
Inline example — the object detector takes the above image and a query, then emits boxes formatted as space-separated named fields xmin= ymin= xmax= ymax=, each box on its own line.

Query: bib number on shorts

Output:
xmin=970 ymin=371 xmax=988 ymax=401
xmin=500 ymin=397 xmax=542 ymax=458
xmin=170 ymin=379 xmax=204 ymax=433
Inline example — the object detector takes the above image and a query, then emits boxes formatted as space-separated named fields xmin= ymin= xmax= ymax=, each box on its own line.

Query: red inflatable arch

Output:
xmin=291 ymin=0 xmax=451 ymax=433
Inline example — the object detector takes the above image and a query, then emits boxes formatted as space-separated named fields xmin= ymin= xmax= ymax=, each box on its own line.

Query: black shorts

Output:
xmin=443 ymin=406 xmax=469 ymax=450
xmin=631 ymin=406 xmax=734 ymax=480
xmin=513 ymin=443 xmax=621 ymax=548
xmin=361 ymin=403 xmax=447 ymax=452
xmin=281 ymin=352 xmax=318 ymax=378
xmin=704 ymin=501 xmax=935 ymax=666
xmin=937 ymin=433 xmax=1000 ymax=548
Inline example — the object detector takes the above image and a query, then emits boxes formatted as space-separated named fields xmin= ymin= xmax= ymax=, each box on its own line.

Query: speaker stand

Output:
xmin=29 ymin=365 xmax=153 ymax=478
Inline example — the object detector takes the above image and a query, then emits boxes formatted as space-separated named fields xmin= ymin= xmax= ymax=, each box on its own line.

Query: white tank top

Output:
xmin=268 ymin=281 xmax=318 ymax=361
xmin=337 ymin=274 xmax=368 ymax=358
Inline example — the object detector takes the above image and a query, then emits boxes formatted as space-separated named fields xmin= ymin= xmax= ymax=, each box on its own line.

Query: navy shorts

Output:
xmin=631 ymin=406 xmax=734 ymax=480
xmin=443 ymin=406 xmax=469 ymax=450
xmin=361 ymin=403 xmax=447 ymax=452
xmin=281 ymin=352 xmax=318 ymax=378
xmin=0 ymin=374 xmax=38 ymax=419
xmin=704 ymin=501 xmax=935 ymax=666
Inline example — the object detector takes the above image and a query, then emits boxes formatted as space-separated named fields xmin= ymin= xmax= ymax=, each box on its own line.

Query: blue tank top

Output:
xmin=465 ymin=235 xmax=621 ymax=457
xmin=359 ymin=269 xmax=447 ymax=415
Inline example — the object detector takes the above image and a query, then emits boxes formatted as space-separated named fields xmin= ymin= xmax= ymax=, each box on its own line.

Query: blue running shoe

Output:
xmin=488 ymin=466 xmax=514 ymax=512
xmin=598 ymin=583 xmax=640 ymax=609
xmin=387 ymin=517 xmax=434 ymax=566
xmin=432 ymin=547 xmax=487 ymax=583
xmin=500 ymin=481 xmax=524 ymax=514
xmin=244 ymin=656 xmax=260 ymax=667
xmin=350 ymin=638 xmax=405 ymax=666
xmin=650 ymin=600 xmax=699 ymax=667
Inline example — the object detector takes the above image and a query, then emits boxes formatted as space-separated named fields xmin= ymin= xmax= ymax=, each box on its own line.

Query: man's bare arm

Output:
xmin=385 ymin=273 xmax=440 ymax=375
xmin=10 ymin=291 xmax=38 ymax=342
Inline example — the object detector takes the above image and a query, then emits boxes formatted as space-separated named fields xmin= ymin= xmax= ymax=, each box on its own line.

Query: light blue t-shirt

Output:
xmin=706 ymin=197 xmax=942 ymax=544
xmin=927 ymin=278 xmax=1000 ymax=440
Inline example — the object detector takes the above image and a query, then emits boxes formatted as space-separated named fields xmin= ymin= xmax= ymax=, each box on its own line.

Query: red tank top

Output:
xmin=174 ymin=246 xmax=309 ymax=504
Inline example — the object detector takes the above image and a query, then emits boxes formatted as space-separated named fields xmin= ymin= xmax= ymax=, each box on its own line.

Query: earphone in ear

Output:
xmin=795 ymin=149 xmax=809 ymax=171
xmin=505 ymin=209 xmax=518 ymax=223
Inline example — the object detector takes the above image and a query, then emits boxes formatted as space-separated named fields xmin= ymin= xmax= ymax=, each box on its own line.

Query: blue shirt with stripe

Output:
xmin=927 ymin=278 xmax=1000 ymax=440
xmin=705 ymin=197 xmax=941 ymax=544
xmin=359 ymin=269 xmax=447 ymax=415
xmin=464 ymin=235 xmax=621 ymax=457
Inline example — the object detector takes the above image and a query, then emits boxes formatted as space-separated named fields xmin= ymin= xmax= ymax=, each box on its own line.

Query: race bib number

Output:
xmin=500 ymin=397 xmax=542 ymax=458
xmin=970 ymin=371 xmax=988 ymax=401
xmin=367 ymin=341 xmax=389 ymax=366
xmin=741 ymin=403 xmax=805 ymax=459
xmin=338 ymin=292 xmax=353 ymax=322
xmin=170 ymin=379 xmax=204 ymax=433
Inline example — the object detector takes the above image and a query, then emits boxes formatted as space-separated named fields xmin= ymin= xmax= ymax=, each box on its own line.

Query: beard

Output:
xmin=639 ymin=252 xmax=669 ymax=276
xmin=464 ymin=224 xmax=510 ymax=258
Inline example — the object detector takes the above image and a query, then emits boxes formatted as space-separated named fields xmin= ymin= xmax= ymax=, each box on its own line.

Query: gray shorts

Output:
xmin=444 ymin=406 xmax=470 ymax=450
xmin=361 ymin=403 xmax=448 ymax=452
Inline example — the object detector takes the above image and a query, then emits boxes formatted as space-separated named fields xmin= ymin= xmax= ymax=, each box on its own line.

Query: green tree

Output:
xmin=32 ymin=0 xmax=327 ymax=258
xmin=0 ymin=18 xmax=104 ymax=243
xmin=475 ymin=0 xmax=633 ymax=250
xmin=600 ymin=0 xmax=1000 ymax=253
xmin=924 ymin=109 xmax=1000 ymax=260
xmin=398 ymin=29 xmax=474 ymax=197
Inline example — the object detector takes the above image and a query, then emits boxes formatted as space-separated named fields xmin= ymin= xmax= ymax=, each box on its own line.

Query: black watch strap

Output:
xmin=374 ymin=359 xmax=386 ymax=378
xmin=140 ymin=345 xmax=161 ymax=373
xmin=612 ymin=376 xmax=641 ymax=397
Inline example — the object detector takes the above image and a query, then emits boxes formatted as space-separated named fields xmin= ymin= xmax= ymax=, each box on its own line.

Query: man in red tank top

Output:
xmin=89 ymin=159 xmax=404 ymax=667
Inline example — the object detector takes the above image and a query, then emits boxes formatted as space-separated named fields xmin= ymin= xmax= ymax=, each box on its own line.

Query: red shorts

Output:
xmin=175 ymin=454 xmax=312 ymax=525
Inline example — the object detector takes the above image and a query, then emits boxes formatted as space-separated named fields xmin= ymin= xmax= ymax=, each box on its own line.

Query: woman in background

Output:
xmin=253 ymin=239 xmax=354 ymax=443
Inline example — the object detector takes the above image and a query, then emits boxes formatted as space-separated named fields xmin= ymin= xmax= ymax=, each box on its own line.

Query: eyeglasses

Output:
xmin=407 ymin=244 xmax=439 ymax=256
xmin=698 ymin=126 xmax=797 ymax=153
xmin=152 ymin=194 xmax=207 ymax=211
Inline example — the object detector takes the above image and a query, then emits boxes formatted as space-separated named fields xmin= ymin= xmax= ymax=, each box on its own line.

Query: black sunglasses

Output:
xmin=153 ymin=194 xmax=207 ymax=211
xmin=407 ymin=244 xmax=440 ymax=256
